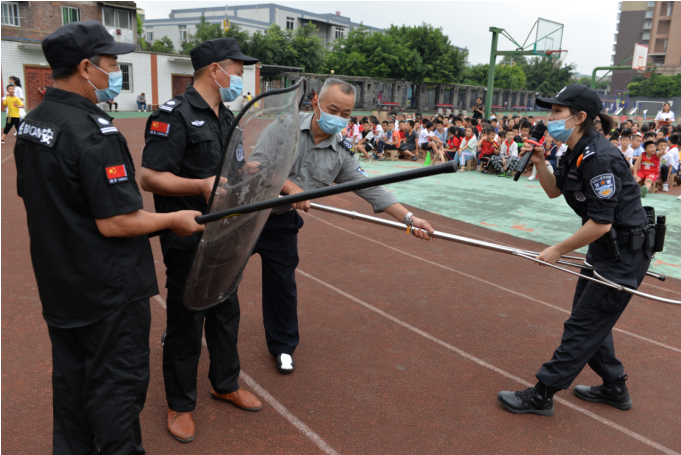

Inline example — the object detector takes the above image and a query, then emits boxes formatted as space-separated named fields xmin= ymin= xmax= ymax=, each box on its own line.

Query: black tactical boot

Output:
xmin=497 ymin=382 xmax=556 ymax=416
xmin=573 ymin=374 xmax=632 ymax=410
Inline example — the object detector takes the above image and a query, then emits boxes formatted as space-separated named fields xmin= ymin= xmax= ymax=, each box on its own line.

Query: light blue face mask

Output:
xmin=216 ymin=67 xmax=243 ymax=102
xmin=316 ymin=105 xmax=348 ymax=135
xmin=88 ymin=63 xmax=123 ymax=103
xmin=547 ymin=115 xmax=576 ymax=143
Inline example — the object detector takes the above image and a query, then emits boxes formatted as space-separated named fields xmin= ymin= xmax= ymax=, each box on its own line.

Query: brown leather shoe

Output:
xmin=210 ymin=387 xmax=262 ymax=411
xmin=167 ymin=408 xmax=195 ymax=443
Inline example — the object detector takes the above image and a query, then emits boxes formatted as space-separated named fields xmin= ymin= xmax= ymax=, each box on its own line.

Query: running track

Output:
xmin=2 ymin=119 xmax=681 ymax=454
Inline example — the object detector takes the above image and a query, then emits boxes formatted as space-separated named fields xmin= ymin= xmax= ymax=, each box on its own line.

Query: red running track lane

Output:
xmin=3 ymin=119 xmax=681 ymax=454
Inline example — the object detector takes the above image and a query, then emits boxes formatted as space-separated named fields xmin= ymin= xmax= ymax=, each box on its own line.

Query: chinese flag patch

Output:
xmin=105 ymin=164 xmax=128 ymax=184
xmin=150 ymin=120 xmax=170 ymax=137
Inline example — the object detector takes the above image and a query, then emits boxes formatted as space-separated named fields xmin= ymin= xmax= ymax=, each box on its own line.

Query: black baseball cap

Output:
xmin=190 ymin=38 xmax=258 ymax=71
xmin=42 ymin=20 xmax=137 ymax=69
xmin=536 ymin=84 xmax=603 ymax=120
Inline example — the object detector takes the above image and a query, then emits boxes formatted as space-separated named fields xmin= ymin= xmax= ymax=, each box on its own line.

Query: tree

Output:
xmin=290 ymin=22 xmax=327 ymax=73
xmin=522 ymin=57 xmax=575 ymax=94
xmin=181 ymin=16 xmax=225 ymax=55
xmin=628 ymin=72 xmax=681 ymax=97
xmin=136 ymin=13 xmax=147 ymax=50
xmin=225 ymin=22 xmax=251 ymax=56
xmin=574 ymin=76 xmax=608 ymax=91
xmin=150 ymin=36 xmax=176 ymax=54
xmin=461 ymin=63 xmax=526 ymax=90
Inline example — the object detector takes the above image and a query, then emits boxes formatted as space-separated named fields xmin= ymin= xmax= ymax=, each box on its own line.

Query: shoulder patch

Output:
xmin=356 ymin=166 xmax=368 ymax=178
xmin=149 ymin=120 xmax=171 ymax=137
xmin=159 ymin=99 xmax=182 ymax=113
xmin=17 ymin=120 xmax=60 ymax=148
xmin=590 ymin=173 xmax=616 ymax=199
xmin=88 ymin=114 xmax=118 ymax=135
xmin=104 ymin=164 xmax=128 ymax=185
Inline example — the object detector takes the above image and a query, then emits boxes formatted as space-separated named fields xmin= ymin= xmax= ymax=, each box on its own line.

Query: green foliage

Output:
xmin=522 ymin=57 xmax=575 ymax=94
xmin=573 ymin=76 xmax=608 ymax=91
xmin=224 ymin=22 xmax=251 ymax=55
xmin=290 ymin=22 xmax=327 ymax=74
xmin=627 ymin=71 xmax=681 ymax=97
xmin=462 ymin=63 xmax=526 ymax=89
xmin=180 ymin=16 xmax=225 ymax=55
xmin=150 ymin=36 xmax=176 ymax=54
xmin=325 ymin=23 xmax=466 ymax=83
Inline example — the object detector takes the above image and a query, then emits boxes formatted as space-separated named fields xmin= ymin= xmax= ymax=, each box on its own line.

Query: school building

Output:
xmin=1 ymin=1 xmax=259 ymax=111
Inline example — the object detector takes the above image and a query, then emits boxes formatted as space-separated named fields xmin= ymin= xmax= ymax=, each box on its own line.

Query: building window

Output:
xmin=643 ymin=21 xmax=652 ymax=30
xmin=668 ymin=2 xmax=673 ymax=16
xmin=179 ymin=25 xmax=187 ymax=41
xmin=647 ymin=1 xmax=655 ymax=7
xmin=616 ymin=12 xmax=620 ymax=21
xmin=335 ymin=26 xmax=344 ymax=39
xmin=103 ymin=8 xmax=132 ymax=29
xmin=663 ymin=38 xmax=668 ymax=52
xmin=62 ymin=6 xmax=80 ymax=24
xmin=119 ymin=64 xmax=131 ymax=91
xmin=642 ymin=32 xmax=651 ymax=40
xmin=616 ymin=23 xmax=619 ymax=32
xmin=614 ymin=34 xmax=618 ymax=42
xmin=286 ymin=17 xmax=295 ymax=30
xmin=613 ymin=44 xmax=617 ymax=52
xmin=1 ymin=2 xmax=19 ymax=26
xmin=618 ymin=2 xmax=621 ymax=9
xmin=645 ymin=10 xmax=654 ymax=18
xmin=145 ymin=28 xmax=154 ymax=42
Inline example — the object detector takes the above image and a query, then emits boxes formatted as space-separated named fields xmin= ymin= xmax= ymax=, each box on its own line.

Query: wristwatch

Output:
xmin=403 ymin=212 xmax=414 ymax=227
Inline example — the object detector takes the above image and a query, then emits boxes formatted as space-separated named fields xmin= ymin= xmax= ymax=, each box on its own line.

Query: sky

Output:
xmin=137 ymin=0 xmax=620 ymax=76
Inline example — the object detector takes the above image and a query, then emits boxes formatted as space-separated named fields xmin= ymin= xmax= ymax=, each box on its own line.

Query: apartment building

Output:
xmin=141 ymin=3 xmax=383 ymax=52
xmin=611 ymin=1 xmax=681 ymax=91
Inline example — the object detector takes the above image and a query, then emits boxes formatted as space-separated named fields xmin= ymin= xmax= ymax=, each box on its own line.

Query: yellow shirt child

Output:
xmin=3 ymin=95 xmax=24 ymax=119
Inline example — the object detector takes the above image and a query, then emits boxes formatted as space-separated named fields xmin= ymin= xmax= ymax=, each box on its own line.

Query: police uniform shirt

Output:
xmin=553 ymin=130 xmax=648 ymax=287
xmin=141 ymin=84 xmax=234 ymax=253
xmin=15 ymin=87 xmax=158 ymax=328
xmin=275 ymin=113 xmax=398 ymax=214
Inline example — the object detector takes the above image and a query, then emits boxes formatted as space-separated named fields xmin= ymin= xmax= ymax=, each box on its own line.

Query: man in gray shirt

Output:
xmin=251 ymin=78 xmax=435 ymax=374
xmin=137 ymin=92 xmax=146 ymax=112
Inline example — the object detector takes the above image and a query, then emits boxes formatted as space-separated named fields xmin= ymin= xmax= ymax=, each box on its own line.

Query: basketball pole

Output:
xmin=485 ymin=27 xmax=540 ymax=119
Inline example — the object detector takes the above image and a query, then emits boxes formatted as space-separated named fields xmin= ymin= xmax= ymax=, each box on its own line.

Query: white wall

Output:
xmin=115 ymin=52 xmax=153 ymax=111
xmin=235 ymin=6 xmax=269 ymax=22
xmin=1 ymin=40 xmax=50 ymax=93
xmin=156 ymin=55 xmax=195 ymax=104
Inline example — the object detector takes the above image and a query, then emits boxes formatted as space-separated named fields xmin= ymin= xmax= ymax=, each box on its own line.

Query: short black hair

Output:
xmin=425 ymin=121 xmax=434 ymax=129
xmin=53 ymin=54 xmax=101 ymax=80
xmin=668 ymin=134 xmax=679 ymax=145
xmin=519 ymin=120 xmax=532 ymax=130
xmin=407 ymin=120 xmax=415 ymax=128
xmin=660 ymin=126 xmax=669 ymax=135
xmin=656 ymin=137 xmax=667 ymax=144
xmin=434 ymin=119 xmax=443 ymax=125
xmin=470 ymin=118 xmax=478 ymax=126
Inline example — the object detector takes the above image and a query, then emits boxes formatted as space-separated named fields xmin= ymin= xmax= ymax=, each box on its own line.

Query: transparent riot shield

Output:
xmin=183 ymin=78 xmax=306 ymax=311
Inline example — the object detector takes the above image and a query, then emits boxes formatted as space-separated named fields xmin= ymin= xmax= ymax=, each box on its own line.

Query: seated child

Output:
xmin=445 ymin=126 xmax=461 ymax=162
xmin=489 ymin=129 xmax=519 ymax=177
xmin=635 ymin=140 xmax=663 ymax=197
xmin=478 ymin=127 xmax=498 ymax=173
xmin=457 ymin=126 xmax=477 ymax=172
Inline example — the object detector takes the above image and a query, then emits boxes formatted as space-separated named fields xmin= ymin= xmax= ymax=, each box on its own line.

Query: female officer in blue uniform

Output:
xmin=497 ymin=84 xmax=652 ymax=416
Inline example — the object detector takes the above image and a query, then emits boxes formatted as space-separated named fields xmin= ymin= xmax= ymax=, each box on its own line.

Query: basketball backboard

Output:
xmin=533 ymin=18 xmax=564 ymax=57
xmin=632 ymin=43 xmax=649 ymax=70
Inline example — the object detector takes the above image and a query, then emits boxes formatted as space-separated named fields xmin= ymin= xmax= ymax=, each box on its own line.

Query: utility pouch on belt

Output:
xmin=629 ymin=227 xmax=645 ymax=252
xmin=605 ymin=227 xmax=621 ymax=262
xmin=654 ymin=215 xmax=666 ymax=253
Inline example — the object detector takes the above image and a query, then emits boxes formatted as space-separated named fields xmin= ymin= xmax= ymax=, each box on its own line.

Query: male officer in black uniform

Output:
xmin=252 ymin=78 xmax=436 ymax=374
xmin=140 ymin=38 xmax=262 ymax=443
xmin=15 ymin=21 xmax=203 ymax=453
xmin=497 ymin=84 xmax=652 ymax=416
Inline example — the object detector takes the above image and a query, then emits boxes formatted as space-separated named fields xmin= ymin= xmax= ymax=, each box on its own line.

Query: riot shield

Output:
xmin=183 ymin=78 xmax=306 ymax=311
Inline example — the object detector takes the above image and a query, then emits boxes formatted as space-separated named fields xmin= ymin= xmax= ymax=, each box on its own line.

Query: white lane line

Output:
xmin=1 ymin=153 xmax=14 ymax=163
xmin=304 ymin=212 xmax=681 ymax=355
xmin=297 ymin=270 xmax=680 ymax=455
xmin=152 ymin=295 xmax=339 ymax=455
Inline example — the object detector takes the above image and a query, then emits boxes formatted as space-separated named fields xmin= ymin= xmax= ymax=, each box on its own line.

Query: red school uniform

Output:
xmin=447 ymin=136 xmax=460 ymax=150
xmin=479 ymin=139 xmax=497 ymax=158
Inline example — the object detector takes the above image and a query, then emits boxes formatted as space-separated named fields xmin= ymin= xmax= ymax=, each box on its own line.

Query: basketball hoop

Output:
xmin=546 ymin=50 xmax=568 ymax=70
xmin=638 ymin=65 xmax=655 ymax=78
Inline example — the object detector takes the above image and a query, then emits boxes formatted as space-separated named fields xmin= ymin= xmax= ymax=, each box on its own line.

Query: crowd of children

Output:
xmin=340 ymin=110 xmax=679 ymax=200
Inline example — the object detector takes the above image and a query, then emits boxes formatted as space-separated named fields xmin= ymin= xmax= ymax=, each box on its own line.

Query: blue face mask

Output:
xmin=88 ymin=63 xmax=123 ymax=103
xmin=316 ymin=105 xmax=348 ymax=135
xmin=547 ymin=115 xmax=576 ymax=143
xmin=215 ymin=67 xmax=243 ymax=102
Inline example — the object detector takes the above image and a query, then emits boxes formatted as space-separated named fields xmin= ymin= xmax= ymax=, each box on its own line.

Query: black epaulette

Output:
xmin=88 ymin=114 xmax=119 ymax=135
xmin=159 ymin=98 xmax=182 ymax=113
xmin=17 ymin=119 xmax=60 ymax=148
xmin=338 ymin=135 xmax=356 ymax=156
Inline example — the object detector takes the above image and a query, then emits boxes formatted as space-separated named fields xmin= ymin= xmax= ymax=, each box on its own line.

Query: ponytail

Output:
xmin=569 ymin=107 xmax=613 ymax=137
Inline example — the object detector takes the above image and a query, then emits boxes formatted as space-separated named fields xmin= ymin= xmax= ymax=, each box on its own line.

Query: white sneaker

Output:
xmin=678 ymin=195 xmax=681 ymax=200
xmin=528 ymin=176 xmax=536 ymax=181
xmin=662 ymin=183 xmax=669 ymax=192
xmin=138 ymin=110 xmax=141 ymax=112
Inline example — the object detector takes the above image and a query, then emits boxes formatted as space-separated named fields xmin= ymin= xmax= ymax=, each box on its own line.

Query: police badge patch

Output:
xmin=590 ymin=173 xmax=616 ymax=199
xmin=356 ymin=166 xmax=369 ymax=178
